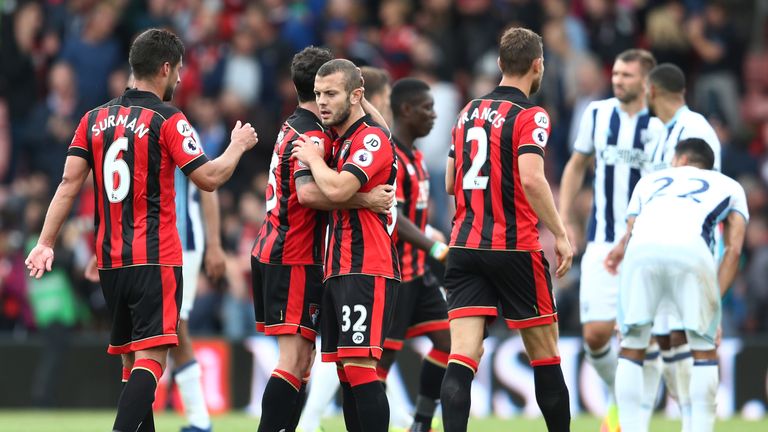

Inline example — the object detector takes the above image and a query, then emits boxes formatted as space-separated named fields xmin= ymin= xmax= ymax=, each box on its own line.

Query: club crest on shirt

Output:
xmin=176 ymin=119 xmax=193 ymax=137
xmin=534 ymin=111 xmax=549 ymax=128
xmin=532 ymin=128 xmax=548 ymax=147
xmin=353 ymin=149 xmax=373 ymax=167
xmin=363 ymin=134 xmax=381 ymax=152
xmin=340 ymin=140 xmax=352 ymax=160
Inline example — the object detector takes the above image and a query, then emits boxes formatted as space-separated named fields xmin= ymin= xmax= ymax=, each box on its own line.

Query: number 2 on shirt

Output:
xmin=462 ymin=127 xmax=489 ymax=190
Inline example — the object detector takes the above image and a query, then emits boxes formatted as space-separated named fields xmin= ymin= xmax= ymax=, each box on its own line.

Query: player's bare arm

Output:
xmin=559 ymin=151 xmax=595 ymax=250
xmin=189 ymin=120 xmax=258 ymax=191
xmin=361 ymin=96 xmax=390 ymax=133
xmin=604 ymin=216 xmax=635 ymax=275
xmin=718 ymin=211 xmax=747 ymax=296
xmin=396 ymin=208 xmax=448 ymax=262
xmin=25 ymin=155 xmax=90 ymax=279
xmin=445 ymin=156 xmax=455 ymax=195
xmin=518 ymin=152 xmax=573 ymax=278
xmin=291 ymin=134 xmax=362 ymax=202
xmin=295 ymin=174 xmax=395 ymax=213
xmin=200 ymin=189 xmax=226 ymax=281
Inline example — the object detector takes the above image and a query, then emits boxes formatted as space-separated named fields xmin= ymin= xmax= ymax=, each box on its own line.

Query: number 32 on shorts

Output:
xmin=341 ymin=304 xmax=367 ymax=344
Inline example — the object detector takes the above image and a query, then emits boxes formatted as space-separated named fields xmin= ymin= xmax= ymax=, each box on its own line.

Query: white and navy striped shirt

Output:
xmin=648 ymin=105 xmax=721 ymax=172
xmin=175 ymin=129 xmax=205 ymax=252
xmin=573 ymin=98 xmax=665 ymax=244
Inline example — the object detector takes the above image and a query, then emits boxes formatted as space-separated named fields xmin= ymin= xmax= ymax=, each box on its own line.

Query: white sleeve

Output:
xmin=573 ymin=103 xmax=597 ymax=155
xmin=681 ymin=119 xmax=721 ymax=171
xmin=729 ymin=182 xmax=749 ymax=222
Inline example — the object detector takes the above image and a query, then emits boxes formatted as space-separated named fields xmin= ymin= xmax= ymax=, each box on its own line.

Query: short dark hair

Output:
xmin=316 ymin=59 xmax=362 ymax=93
xmin=291 ymin=46 xmax=334 ymax=103
xmin=616 ymin=49 xmax=657 ymax=75
xmin=675 ymin=138 xmax=715 ymax=170
xmin=390 ymin=78 xmax=430 ymax=118
xmin=129 ymin=29 xmax=185 ymax=80
xmin=649 ymin=63 xmax=686 ymax=93
xmin=360 ymin=66 xmax=391 ymax=99
xmin=499 ymin=27 xmax=543 ymax=77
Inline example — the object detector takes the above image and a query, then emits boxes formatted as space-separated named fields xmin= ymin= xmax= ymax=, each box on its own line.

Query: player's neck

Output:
xmin=498 ymin=76 xmax=531 ymax=97
xmin=392 ymin=122 xmax=415 ymax=149
xmin=133 ymin=80 xmax=164 ymax=101
xmin=333 ymin=105 xmax=366 ymax=137
xmin=299 ymin=101 xmax=321 ymax=119
xmin=619 ymin=97 xmax=646 ymax=117
xmin=656 ymin=100 xmax=685 ymax=124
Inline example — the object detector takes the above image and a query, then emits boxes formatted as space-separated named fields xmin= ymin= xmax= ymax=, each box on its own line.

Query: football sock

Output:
xmin=411 ymin=349 xmax=449 ymax=432
xmin=113 ymin=359 xmax=162 ymax=432
xmin=532 ymin=357 xmax=571 ymax=432
xmin=257 ymin=369 xmax=301 ymax=432
xmin=174 ymin=361 xmax=211 ymax=430
xmin=674 ymin=344 xmax=693 ymax=432
xmin=690 ymin=360 xmax=718 ymax=432
xmin=440 ymin=354 xmax=477 ymax=432
xmin=297 ymin=360 xmax=339 ymax=432
xmin=616 ymin=356 xmax=646 ymax=432
xmin=641 ymin=344 xmax=662 ymax=426
xmin=585 ymin=342 xmax=617 ymax=394
xmin=285 ymin=373 xmax=310 ymax=432
xmin=345 ymin=364 xmax=389 ymax=432
xmin=339 ymin=366 xmax=361 ymax=432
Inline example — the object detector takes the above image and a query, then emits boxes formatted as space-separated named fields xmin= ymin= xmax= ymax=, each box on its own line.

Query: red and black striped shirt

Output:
xmin=251 ymin=107 xmax=333 ymax=265
xmin=326 ymin=114 xmax=400 ymax=281
xmin=448 ymin=86 xmax=551 ymax=251
xmin=394 ymin=138 xmax=430 ymax=282
xmin=67 ymin=89 xmax=209 ymax=269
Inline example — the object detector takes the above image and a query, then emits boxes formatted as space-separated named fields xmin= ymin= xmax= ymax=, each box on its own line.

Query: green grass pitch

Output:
xmin=0 ymin=410 xmax=764 ymax=432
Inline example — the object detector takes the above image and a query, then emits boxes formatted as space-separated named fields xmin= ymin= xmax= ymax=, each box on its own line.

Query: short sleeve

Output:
xmin=729 ymin=181 xmax=749 ymax=223
xmin=67 ymin=114 xmax=91 ymax=164
xmin=573 ymin=103 xmax=597 ymax=155
xmin=294 ymin=130 xmax=332 ymax=179
xmin=160 ymin=112 xmax=209 ymax=176
xmin=342 ymin=128 xmax=393 ymax=187
xmin=681 ymin=121 xmax=722 ymax=172
xmin=515 ymin=106 xmax=551 ymax=157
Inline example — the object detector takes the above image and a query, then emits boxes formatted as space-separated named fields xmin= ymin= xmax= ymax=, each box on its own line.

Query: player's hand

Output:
xmin=84 ymin=255 xmax=100 ymax=282
xmin=364 ymin=184 xmax=396 ymax=214
xmin=25 ymin=244 xmax=54 ymax=279
xmin=553 ymin=234 xmax=573 ymax=278
xmin=604 ymin=243 xmax=625 ymax=275
xmin=230 ymin=120 xmax=258 ymax=151
xmin=291 ymin=134 xmax=325 ymax=166
xmin=204 ymin=245 xmax=227 ymax=281
xmin=429 ymin=242 xmax=449 ymax=262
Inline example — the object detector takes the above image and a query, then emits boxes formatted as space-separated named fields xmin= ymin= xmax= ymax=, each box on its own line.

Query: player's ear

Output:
xmin=350 ymin=87 xmax=363 ymax=105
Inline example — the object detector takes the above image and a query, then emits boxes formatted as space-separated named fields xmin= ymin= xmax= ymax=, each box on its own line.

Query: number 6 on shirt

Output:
xmin=104 ymin=137 xmax=130 ymax=203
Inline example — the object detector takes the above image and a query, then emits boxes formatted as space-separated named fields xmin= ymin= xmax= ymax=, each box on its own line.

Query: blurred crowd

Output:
xmin=2 ymin=0 xmax=768 ymax=344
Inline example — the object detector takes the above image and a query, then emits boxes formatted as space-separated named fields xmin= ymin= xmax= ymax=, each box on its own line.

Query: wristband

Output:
xmin=429 ymin=242 xmax=449 ymax=261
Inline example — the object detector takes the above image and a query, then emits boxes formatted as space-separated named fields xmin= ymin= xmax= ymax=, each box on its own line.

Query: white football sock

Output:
xmin=640 ymin=344 xmax=662 ymax=426
xmin=616 ymin=357 xmax=647 ymax=432
xmin=174 ymin=361 xmax=211 ymax=429
xmin=661 ymin=348 xmax=679 ymax=401
xmin=297 ymin=360 xmax=339 ymax=432
xmin=585 ymin=342 xmax=618 ymax=396
xmin=690 ymin=361 xmax=718 ymax=432
xmin=674 ymin=344 xmax=693 ymax=432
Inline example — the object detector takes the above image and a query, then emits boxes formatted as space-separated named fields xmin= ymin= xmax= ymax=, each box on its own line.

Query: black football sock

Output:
xmin=338 ymin=366 xmax=361 ymax=432
xmin=411 ymin=349 xmax=449 ymax=432
xmin=345 ymin=364 xmax=389 ymax=432
xmin=285 ymin=377 xmax=308 ymax=432
xmin=440 ymin=355 xmax=477 ymax=432
xmin=532 ymin=358 xmax=571 ymax=432
xmin=257 ymin=369 xmax=301 ymax=432
xmin=113 ymin=359 xmax=162 ymax=432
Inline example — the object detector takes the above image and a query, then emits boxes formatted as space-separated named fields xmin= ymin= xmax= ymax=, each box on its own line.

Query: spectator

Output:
xmin=59 ymin=2 xmax=122 ymax=109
